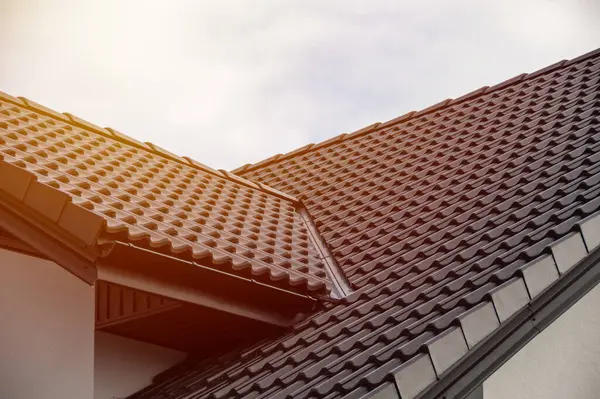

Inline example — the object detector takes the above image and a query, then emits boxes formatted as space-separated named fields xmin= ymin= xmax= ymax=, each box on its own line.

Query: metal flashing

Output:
xmin=0 ymin=162 xmax=36 ymax=201
xmin=0 ymin=94 xmax=331 ymax=296
xmin=4 ymin=46 xmax=600 ymax=399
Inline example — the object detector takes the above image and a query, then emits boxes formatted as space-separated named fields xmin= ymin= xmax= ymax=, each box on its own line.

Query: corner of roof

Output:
xmin=232 ymin=45 xmax=600 ymax=177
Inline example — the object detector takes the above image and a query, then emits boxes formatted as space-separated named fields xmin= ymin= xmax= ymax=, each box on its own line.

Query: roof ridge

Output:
xmin=0 ymin=91 xmax=299 ymax=204
xmin=231 ymin=46 xmax=600 ymax=176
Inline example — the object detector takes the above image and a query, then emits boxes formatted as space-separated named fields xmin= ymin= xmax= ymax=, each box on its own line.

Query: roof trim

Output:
xmin=231 ymin=46 xmax=600 ymax=176
xmin=420 ymin=233 xmax=600 ymax=399
xmin=0 ymin=188 xmax=98 ymax=284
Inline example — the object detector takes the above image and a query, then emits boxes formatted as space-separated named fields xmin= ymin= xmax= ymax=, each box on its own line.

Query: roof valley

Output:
xmin=297 ymin=205 xmax=353 ymax=299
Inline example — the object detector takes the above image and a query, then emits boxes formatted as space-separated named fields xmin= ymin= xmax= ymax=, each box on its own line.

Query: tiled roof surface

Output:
xmin=0 ymin=93 xmax=332 ymax=295
xmin=131 ymin=48 xmax=600 ymax=399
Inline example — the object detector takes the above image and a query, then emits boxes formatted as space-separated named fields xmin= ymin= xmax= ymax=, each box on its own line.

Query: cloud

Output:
xmin=1 ymin=0 xmax=598 ymax=169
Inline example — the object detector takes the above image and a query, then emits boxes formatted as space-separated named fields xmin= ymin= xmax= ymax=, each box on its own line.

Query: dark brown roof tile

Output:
xmin=132 ymin=47 xmax=600 ymax=399
xmin=485 ymin=73 xmax=528 ymax=92
xmin=528 ymin=60 xmax=568 ymax=79
xmin=412 ymin=98 xmax=453 ymax=118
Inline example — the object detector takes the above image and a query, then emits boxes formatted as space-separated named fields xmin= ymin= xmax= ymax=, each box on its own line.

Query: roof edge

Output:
xmin=421 ymin=236 xmax=600 ymax=399
xmin=358 ymin=213 xmax=600 ymax=399
xmin=0 ymin=91 xmax=298 ymax=204
xmin=0 ymin=188 xmax=99 ymax=284
xmin=232 ymin=46 xmax=600 ymax=176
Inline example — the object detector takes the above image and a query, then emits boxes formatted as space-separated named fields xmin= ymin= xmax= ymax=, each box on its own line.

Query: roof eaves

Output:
xmin=98 ymin=241 xmax=317 ymax=327
xmin=0 ymin=160 xmax=107 ymax=247
xmin=0 ymin=164 xmax=100 ymax=283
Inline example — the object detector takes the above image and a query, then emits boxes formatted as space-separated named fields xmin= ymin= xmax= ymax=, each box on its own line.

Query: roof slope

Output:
xmin=0 ymin=93 xmax=331 ymax=295
xmin=131 ymin=48 xmax=600 ymax=399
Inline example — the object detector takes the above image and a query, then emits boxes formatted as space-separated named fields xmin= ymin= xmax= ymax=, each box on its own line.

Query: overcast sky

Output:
xmin=1 ymin=1 xmax=599 ymax=169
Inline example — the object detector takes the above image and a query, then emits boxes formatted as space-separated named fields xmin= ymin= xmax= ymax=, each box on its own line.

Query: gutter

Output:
xmin=98 ymin=241 xmax=318 ymax=327
xmin=0 ymin=189 xmax=318 ymax=327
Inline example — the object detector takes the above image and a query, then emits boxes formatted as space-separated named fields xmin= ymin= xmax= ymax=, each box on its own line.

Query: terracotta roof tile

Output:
xmin=0 ymin=94 xmax=332 ymax=295
xmin=132 ymin=47 xmax=600 ymax=398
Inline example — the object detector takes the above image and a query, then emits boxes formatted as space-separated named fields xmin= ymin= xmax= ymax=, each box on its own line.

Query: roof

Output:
xmin=129 ymin=47 xmax=600 ymax=399
xmin=0 ymin=93 xmax=333 ymax=296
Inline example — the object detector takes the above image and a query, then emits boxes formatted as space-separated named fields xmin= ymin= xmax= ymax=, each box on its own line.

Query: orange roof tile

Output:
xmin=0 ymin=92 xmax=331 ymax=295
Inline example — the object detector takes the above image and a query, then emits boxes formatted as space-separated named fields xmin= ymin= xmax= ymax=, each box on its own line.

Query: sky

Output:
xmin=1 ymin=1 xmax=599 ymax=170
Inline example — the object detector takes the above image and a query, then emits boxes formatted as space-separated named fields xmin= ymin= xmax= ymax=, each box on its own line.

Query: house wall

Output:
xmin=94 ymin=331 xmax=186 ymax=399
xmin=0 ymin=248 xmax=95 ymax=399
xmin=483 ymin=281 xmax=600 ymax=399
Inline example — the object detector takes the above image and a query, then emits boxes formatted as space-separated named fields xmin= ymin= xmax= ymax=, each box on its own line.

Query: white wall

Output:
xmin=94 ymin=331 xmax=186 ymax=399
xmin=0 ymin=248 xmax=95 ymax=399
xmin=484 ymin=282 xmax=600 ymax=399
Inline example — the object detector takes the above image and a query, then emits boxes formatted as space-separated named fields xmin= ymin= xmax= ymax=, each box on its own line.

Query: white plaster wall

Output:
xmin=484 ymin=282 xmax=600 ymax=399
xmin=0 ymin=248 xmax=95 ymax=399
xmin=94 ymin=331 xmax=186 ymax=399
